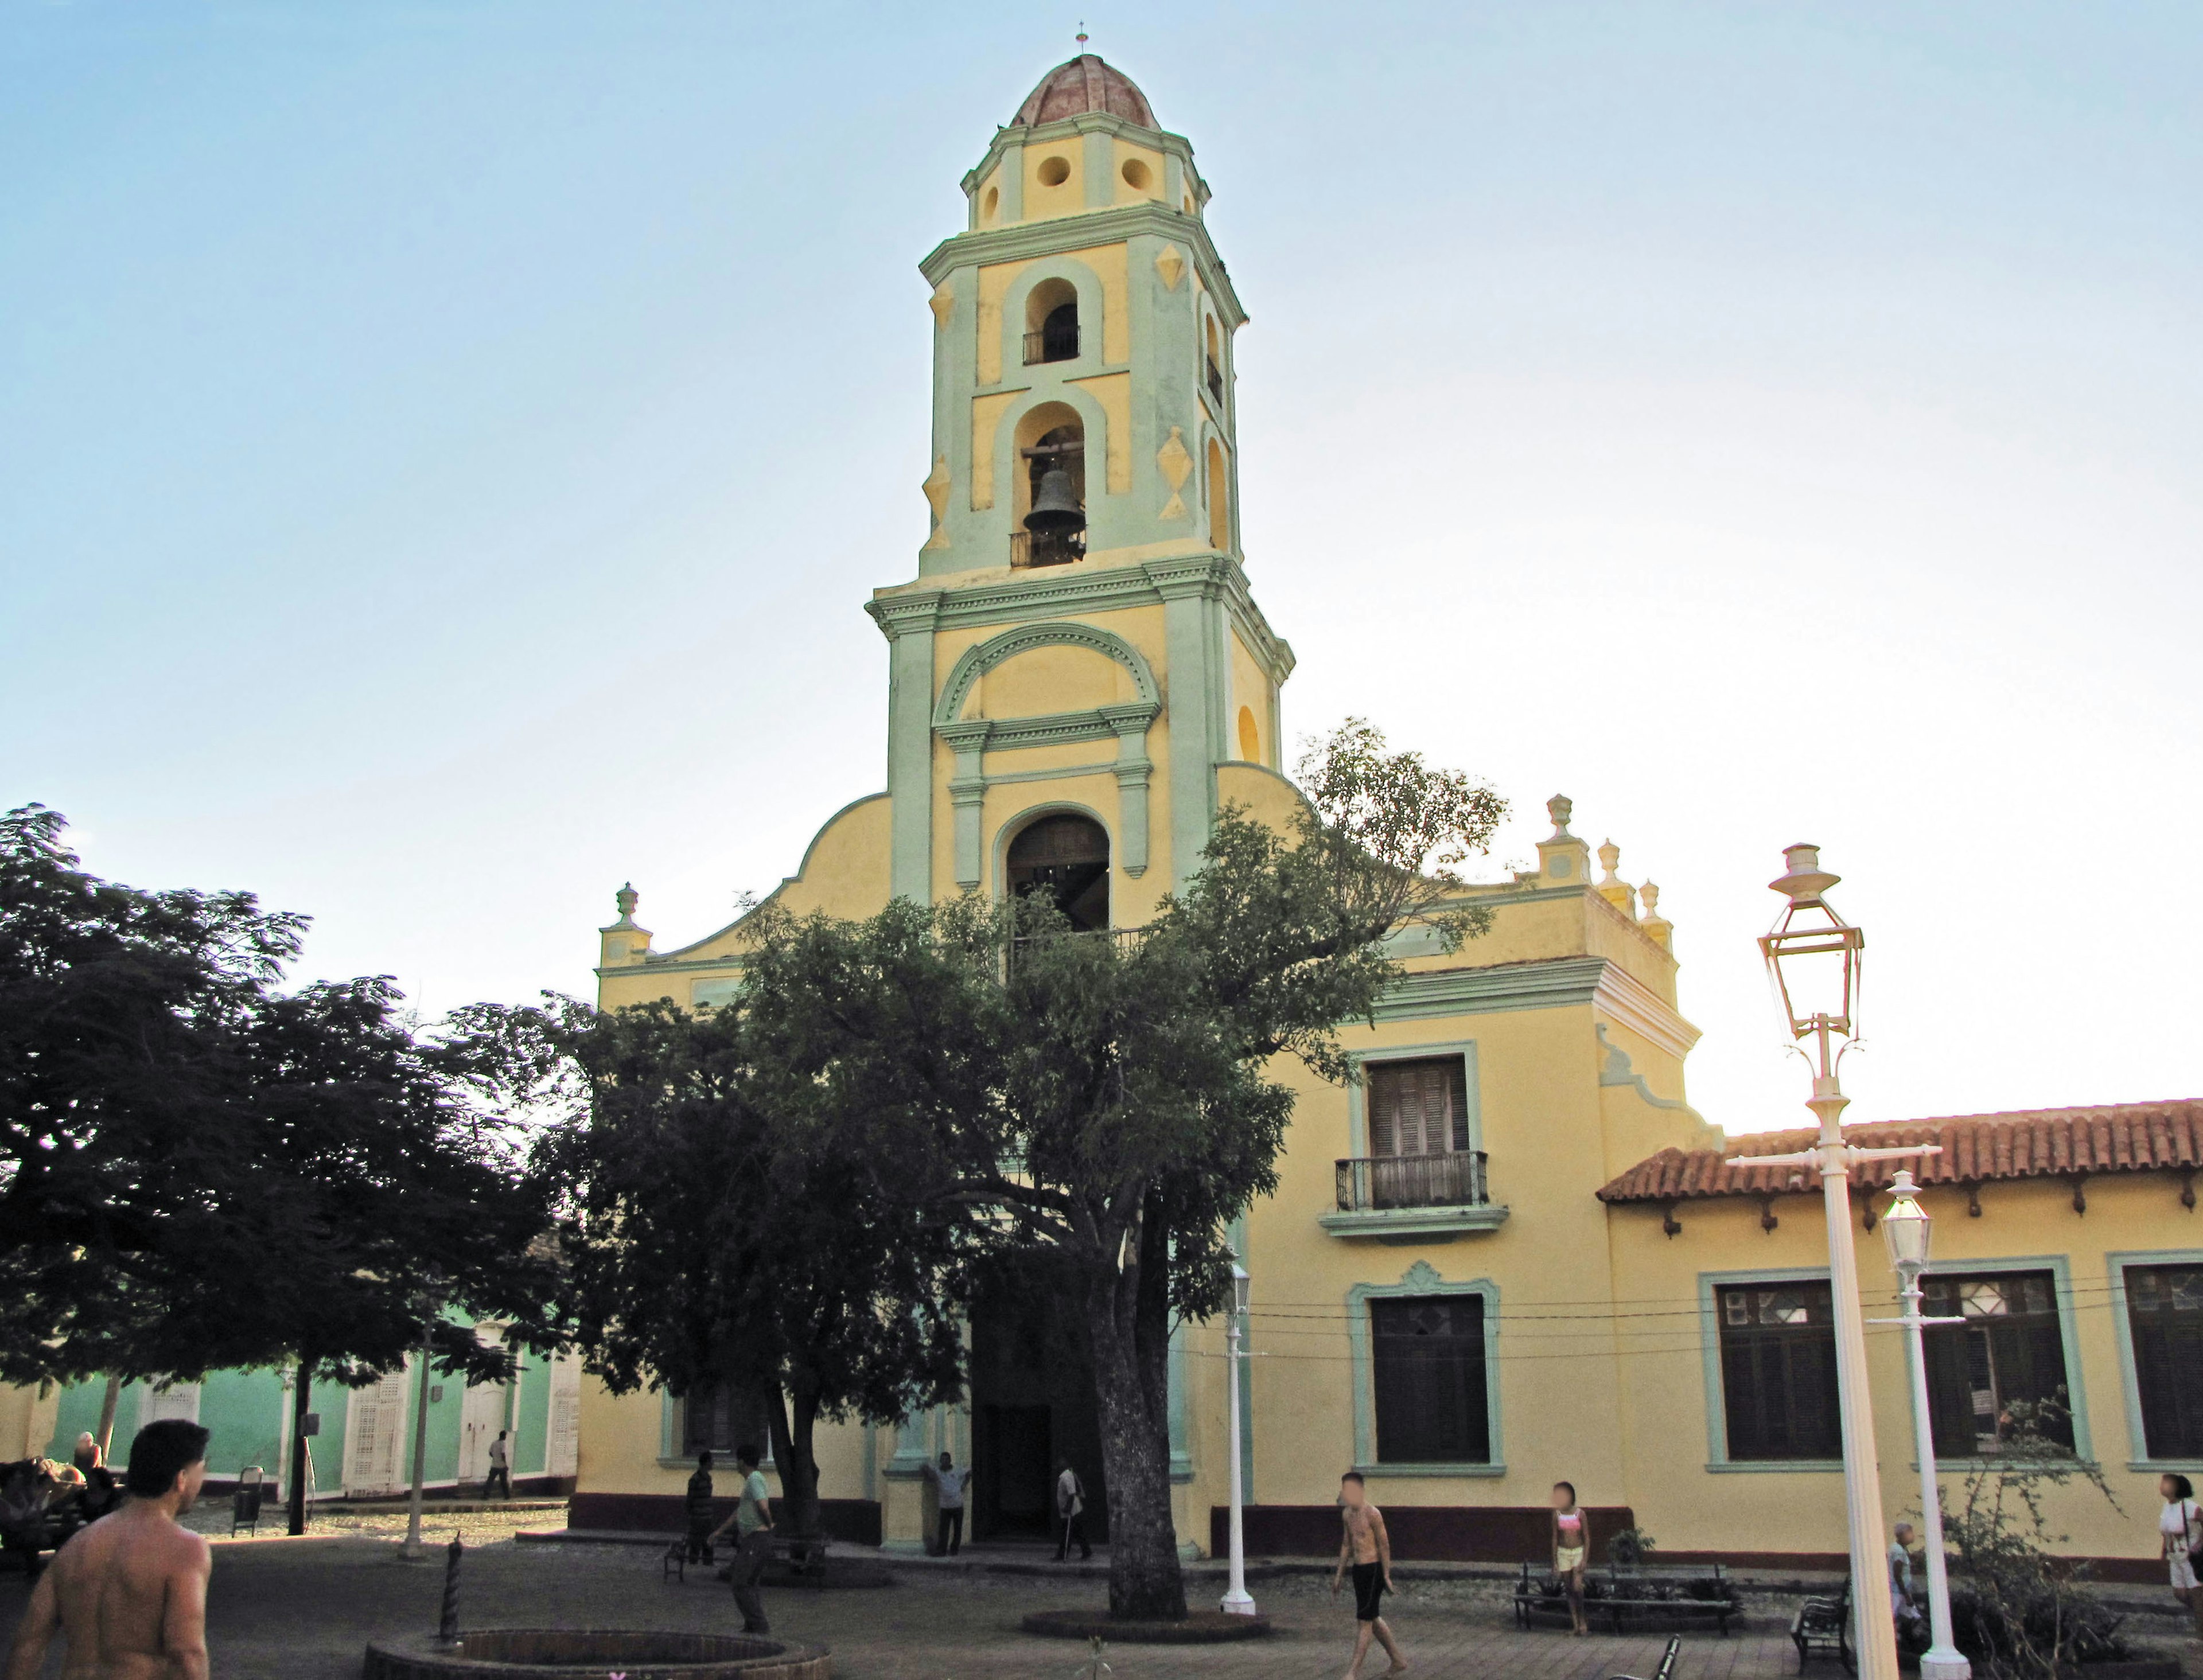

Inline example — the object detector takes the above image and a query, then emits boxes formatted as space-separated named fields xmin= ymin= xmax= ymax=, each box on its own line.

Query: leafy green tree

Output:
xmin=0 ymin=806 xmax=561 ymax=1529
xmin=733 ymin=720 xmax=1504 ymax=1618
xmin=519 ymin=993 xmax=972 ymax=1540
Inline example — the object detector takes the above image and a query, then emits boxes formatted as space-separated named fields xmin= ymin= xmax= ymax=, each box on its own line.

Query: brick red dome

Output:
xmin=1013 ymin=54 xmax=1157 ymax=130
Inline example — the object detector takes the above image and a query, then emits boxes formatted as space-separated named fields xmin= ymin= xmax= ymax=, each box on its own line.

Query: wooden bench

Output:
xmin=1609 ymin=1635 xmax=1682 ymax=1680
xmin=1789 ymin=1579 xmax=1855 ymax=1673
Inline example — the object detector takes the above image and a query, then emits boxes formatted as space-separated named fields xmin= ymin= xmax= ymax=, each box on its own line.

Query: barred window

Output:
xmin=681 ymin=1384 xmax=769 ymax=1459
xmin=2127 ymin=1264 xmax=2203 ymax=1460
xmin=1371 ymin=1295 xmax=1490 ymax=1464
xmin=1920 ymin=1271 xmax=2072 ymax=1455
xmin=1717 ymin=1282 xmax=1840 ymax=1461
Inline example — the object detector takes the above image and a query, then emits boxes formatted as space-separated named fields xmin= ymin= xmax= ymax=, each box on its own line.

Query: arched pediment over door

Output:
xmin=932 ymin=621 xmax=1161 ymax=887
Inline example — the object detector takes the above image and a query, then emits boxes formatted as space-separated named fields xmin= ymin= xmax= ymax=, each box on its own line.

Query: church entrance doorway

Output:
xmin=967 ymin=1269 xmax=1107 ymax=1544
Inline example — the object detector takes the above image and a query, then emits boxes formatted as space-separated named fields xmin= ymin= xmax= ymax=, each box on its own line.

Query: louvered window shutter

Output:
xmin=1369 ymin=1066 xmax=1399 ymax=1157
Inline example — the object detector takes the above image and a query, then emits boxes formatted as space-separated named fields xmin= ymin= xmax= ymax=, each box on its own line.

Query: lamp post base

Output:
xmin=1918 ymin=1646 xmax=1970 ymax=1680
xmin=1219 ymin=1589 xmax=1258 ymax=1616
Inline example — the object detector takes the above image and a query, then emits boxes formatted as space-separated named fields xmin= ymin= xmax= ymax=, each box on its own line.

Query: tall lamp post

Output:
xmin=1875 ymin=1170 xmax=1971 ymax=1680
xmin=1737 ymin=844 xmax=1936 ymax=1680
xmin=1219 ymin=1260 xmax=1256 ymax=1616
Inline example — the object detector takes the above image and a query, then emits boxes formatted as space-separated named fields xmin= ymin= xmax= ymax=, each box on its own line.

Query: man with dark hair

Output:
xmin=703 ymin=1444 xmax=774 ymax=1635
xmin=484 ymin=1429 xmax=511 ymax=1499
xmin=1332 ymin=1470 xmax=1406 ymax=1678
xmin=6 ymin=1419 xmax=212 ymax=1680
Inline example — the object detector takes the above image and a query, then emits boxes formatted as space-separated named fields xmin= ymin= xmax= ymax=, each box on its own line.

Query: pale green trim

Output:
xmin=1343 ymin=1042 xmax=1482 ymax=1158
xmin=2107 ymin=1247 xmax=2203 ymax=1471
xmin=1320 ymin=1206 xmax=1511 ymax=1239
xmin=1696 ymin=1265 xmax=1831 ymax=1469
xmin=920 ymin=202 xmax=1245 ymax=328
xmin=1917 ymin=1252 xmax=2093 ymax=1463
xmin=1595 ymin=1023 xmax=1688 ymax=1109
xmin=933 ymin=621 xmax=1160 ymax=723
xmin=982 ymin=759 xmax=1119 ymax=786
xmin=1346 ymin=1260 xmax=1503 ymax=1474
xmin=1375 ymin=956 xmax=1607 ymax=1025
xmin=1706 ymin=1460 xmax=1848 ymax=1474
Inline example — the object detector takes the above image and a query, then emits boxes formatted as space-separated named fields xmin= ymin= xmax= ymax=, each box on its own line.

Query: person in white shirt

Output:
xmin=1054 ymin=1461 xmax=1090 ymax=1562
xmin=484 ymin=1430 xmax=511 ymax=1499
xmin=705 ymin=1445 xmax=776 ymax=1635
xmin=1887 ymin=1522 xmax=1923 ymax=1628
xmin=923 ymin=1451 xmax=970 ymax=1557
xmin=2160 ymin=1472 xmax=2203 ymax=1639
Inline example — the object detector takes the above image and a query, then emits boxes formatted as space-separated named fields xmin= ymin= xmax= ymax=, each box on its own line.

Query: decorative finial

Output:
xmin=1598 ymin=839 xmax=1621 ymax=878
xmin=1546 ymin=794 xmax=1573 ymax=837
xmin=614 ymin=882 xmax=639 ymax=921
xmin=1076 ymin=22 xmax=1088 ymax=50
xmin=1638 ymin=880 xmax=1660 ymax=917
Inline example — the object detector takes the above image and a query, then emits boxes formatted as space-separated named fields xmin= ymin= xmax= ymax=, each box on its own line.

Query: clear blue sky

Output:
xmin=5 ymin=2 xmax=2197 ymax=1136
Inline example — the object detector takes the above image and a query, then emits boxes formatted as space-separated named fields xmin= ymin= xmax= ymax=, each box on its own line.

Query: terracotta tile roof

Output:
xmin=1597 ymin=1100 xmax=2203 ymax=1205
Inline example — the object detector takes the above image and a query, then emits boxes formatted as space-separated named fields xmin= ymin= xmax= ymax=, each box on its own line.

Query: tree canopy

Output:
xmin=0 ymin=805 xmax=560 ymax=1392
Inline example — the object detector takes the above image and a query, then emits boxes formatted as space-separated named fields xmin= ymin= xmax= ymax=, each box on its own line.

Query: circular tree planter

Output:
xmin=1020 ymin=1608 xmax=1271 ymax=1643
xmin=363 ymin=1629 xmax=830 ymax=1680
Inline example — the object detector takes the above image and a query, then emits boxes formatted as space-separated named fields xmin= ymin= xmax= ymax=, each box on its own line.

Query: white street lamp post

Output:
xmin=1735 ymin=844 xmax=1937 ymax=1680
xmin=1876 ymin=1170 xmax=1971 ymax=1680
xmin=1220 ymin=1261 xmax=1256 ymax=1616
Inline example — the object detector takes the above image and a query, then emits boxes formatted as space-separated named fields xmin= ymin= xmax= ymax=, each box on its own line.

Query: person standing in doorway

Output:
xmin=705 ymin=1445 xmax=775 ymax=1634
xmin=1551 ymin=1481 xmax=1590 ymax=1636
xmin=1054 ymin=1461 xmax=1091 ymax=1561
xmin=5 ymin=1421 xmax=213 ymax=1680
xmin=685 ymin=1452 xmax=717 ymax=1566
xmin=2160 ymin=1473 xmax=2203 ymax=1639
xmin=1331 ymin=1471 xmax=1406 ymax=1678
xmin=484 ymin=1429 xmax=511 ymax=1499
xmin=923 ymin=1451 xmax=969 ymax=1557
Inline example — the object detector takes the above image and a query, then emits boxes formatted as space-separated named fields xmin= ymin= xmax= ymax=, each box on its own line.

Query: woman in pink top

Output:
xmin=1551 ymin=1481 xmax=1590 ymax=1636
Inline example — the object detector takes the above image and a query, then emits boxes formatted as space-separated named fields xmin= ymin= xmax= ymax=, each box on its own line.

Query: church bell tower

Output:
xmin=867 ymin=53 xmax=1294 ymax=918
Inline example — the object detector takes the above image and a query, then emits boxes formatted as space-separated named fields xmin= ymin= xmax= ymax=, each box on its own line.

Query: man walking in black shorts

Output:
xmin=1330 ymin=1471 xmax=1406 ymax=1677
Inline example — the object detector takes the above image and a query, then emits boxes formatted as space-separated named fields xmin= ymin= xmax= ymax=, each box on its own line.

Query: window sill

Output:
xmin=1706 ymin=1460 xmax=1847 ymax=1474
xmin=2131 ymin=1459 xmax=2203 ymax=1474
xmin=659 ymin=1456 xmax=774 ymax=1472
xmin=1320 ymin=1205 xmax=1510 ymax=1240
xmin=1352 ymin=1461 xmax=1507 ymax=1479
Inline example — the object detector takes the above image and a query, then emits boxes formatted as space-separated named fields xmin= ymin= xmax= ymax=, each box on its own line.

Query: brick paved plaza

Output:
xmin=3 ymin=1523 xmax=2192 ymax=1680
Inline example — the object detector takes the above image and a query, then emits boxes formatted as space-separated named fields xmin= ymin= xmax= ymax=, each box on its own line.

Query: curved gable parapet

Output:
xmin=933 ymin=619 xmax=1160 ymax=727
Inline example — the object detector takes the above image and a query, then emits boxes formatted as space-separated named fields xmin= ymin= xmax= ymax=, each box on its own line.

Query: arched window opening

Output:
xmin=1205 ymin=437 xmax=1229 ymax=552
xmin=1237 ymin=705 xmax=1260 ymax=763
xmin=1006 ymin=814 xmax=1110 ymax=933
xmin=1204 ymin=318 xmax=1224 ymax=406
xmin=1024 ymin=279 xmax=1080 ymax=365
xmin=1015 ymin=413 xmax=1086 ymax=568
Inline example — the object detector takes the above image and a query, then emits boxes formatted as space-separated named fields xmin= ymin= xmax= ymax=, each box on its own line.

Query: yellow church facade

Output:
xmin=578 ymin=55 xmax=2203 ymax=1576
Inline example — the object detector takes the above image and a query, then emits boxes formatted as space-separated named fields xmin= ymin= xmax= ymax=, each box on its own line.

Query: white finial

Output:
xmin=1546 ymin=794 xmax=1574 ymax=837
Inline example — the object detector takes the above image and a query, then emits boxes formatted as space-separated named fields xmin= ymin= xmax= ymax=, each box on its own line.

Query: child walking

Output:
xmin=1551 ymin=1481 xmax=1591 ymax=1636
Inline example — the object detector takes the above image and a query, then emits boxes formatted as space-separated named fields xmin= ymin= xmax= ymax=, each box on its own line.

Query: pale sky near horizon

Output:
xmin=5 ymin=3 xmax=2197 ymax=1140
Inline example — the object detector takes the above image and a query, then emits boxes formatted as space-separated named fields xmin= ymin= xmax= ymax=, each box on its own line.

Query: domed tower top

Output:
xmin=1012 ymin=53 xmax=1157 ymax=130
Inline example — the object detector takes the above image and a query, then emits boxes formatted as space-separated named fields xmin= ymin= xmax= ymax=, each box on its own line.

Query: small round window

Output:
xmin=1037 ymin=155 xmax=1072 ymax=188
xmin=1120 ymin=158 xmax=1152 ymax=191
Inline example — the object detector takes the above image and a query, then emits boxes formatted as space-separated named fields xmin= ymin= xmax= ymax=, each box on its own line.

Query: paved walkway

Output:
xmin=0 ymin=1531 xmax=2192 ymax=1679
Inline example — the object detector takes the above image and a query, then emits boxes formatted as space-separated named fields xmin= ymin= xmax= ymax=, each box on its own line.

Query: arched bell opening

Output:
xmin=1005 ymin=813 xmax=1110 ymax=933
xmin=1013 ymin=401 xmax=1087 ymax=568
xmin=1024 ymin=278 xmax=1080 ymax=365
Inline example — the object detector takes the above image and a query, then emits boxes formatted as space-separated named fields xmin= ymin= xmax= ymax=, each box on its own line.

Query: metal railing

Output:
xmin=1005 ymin=924 xmax=1148 ymax=975
xmin=1206 ymin=356 xmax=1225 ymax=406
xmin=1334 ymin=1151 xmax=1489 ymax=1212
xmin=1010 ymin=528 xmax=1085 ymax=568
xmin=1025 ymin=326 xmax=1081 ymax=365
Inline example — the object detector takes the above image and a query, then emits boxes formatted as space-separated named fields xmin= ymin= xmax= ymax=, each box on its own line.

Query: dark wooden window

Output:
xmin=681 ymin=1384 xmax=768 ymax=1459
xmin=1371 ymin=1295 xmax=1489 ymax=1464
xmin=1367 ymin=1058 xmax=1471 ymax=1157
xmin=1920 ymin=1270 xmax=2072 ymax=1455
xmin=2126 ymin=1265 xmax=2203 ymax=1460
xmin=1005 ymin=813 xmax=1110 ymax=933
xmin=1717 ymin=1282 xmax=1842 ymax=1461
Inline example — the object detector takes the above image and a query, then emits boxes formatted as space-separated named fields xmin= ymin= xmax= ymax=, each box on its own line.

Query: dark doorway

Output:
xmin=967 ymin=1270 xmax=1107 ymax=1542
xmin=1005 ymin=813 xmax=1109 ymax=933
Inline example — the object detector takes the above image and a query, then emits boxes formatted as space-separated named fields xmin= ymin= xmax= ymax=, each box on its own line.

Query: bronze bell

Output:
xmin=1024 ymin=465 xmax=1085 ymax=534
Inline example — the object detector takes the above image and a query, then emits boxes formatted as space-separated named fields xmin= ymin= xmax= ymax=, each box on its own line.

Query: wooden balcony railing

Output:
xmin=1010 ymin=528 xmax=1085 ymax=568
xmin=1335 ymin=1151 xmax=1489 ymax=1213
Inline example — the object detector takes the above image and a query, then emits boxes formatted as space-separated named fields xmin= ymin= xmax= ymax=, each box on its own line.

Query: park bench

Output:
xmin=1515 ymin=1560 xmax=1740 ymax=1635
xmin=1609 ymin=1635 xmax=1682 ymax=1680
xmin=1789 ymin=1578 xmax=1855 ymax=1673
xmin=231 ymin=1466 xmax=266 ymax=1537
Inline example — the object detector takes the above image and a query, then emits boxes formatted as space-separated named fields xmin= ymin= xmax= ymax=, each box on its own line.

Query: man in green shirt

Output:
xmin=705 ymin=1445 xmax=774 ymax=1634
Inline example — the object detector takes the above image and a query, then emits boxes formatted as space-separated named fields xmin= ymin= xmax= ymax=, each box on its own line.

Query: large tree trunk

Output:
xmin=765 ymin=1381 xmax=822 ymax=1539
xmin=1085 ymin=1198 xmax=1186 ymax=1620
xmin=286 ymin=1358 xmax=313 ymax=1536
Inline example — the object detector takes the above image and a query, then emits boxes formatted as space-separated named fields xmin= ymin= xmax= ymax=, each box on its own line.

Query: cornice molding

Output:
xmin=1592 ymin=961 xmax=1703 ymax=1061
xmin=1372 ymin=956 xmax=1609 ymax=1025
xmin=920 ymin=204 xmax=1245 ymax=326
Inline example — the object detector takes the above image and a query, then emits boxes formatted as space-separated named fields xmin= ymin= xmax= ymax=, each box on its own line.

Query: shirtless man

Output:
xmin=5 ymin=1420 xmax=212 ymax=1680
xmin=1330 ymin=1471 xmax=1406 ymax=1678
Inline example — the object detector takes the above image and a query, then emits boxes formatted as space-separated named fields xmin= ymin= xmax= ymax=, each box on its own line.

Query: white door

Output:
xmin=457 ymin=1326 xmax=507 ymax=1486
xmin=138 ymin=1381 xmax=200 ymax=1428
xmin=547 ymin=1354 xmax=581 ymax=1479
xmin=344 ymin=1364 xmax=410 ymax=1496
